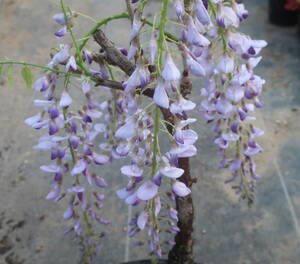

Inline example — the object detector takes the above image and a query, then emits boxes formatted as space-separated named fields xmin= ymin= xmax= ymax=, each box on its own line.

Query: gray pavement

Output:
xmin=0 ymin=0 xmax=300 ymax=263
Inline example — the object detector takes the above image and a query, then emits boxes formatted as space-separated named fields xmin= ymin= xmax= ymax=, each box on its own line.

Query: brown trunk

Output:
xmin=167 ymin=158 xmax=194 ymax=264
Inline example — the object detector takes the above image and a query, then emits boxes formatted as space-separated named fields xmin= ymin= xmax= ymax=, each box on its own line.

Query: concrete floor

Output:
xmin=0 ymin=0 xmax=300 ymax=263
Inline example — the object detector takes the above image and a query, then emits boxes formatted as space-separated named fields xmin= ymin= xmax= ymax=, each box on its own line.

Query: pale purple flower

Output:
xmin=121 ymin=164 xmax=143 ymax=177
xmin=137 ymin=211 xmax=148 ymax=230
xmin=174 ymin=0 xmax=184 ymax=18
xmin=225 ymin=86 xmax=244 ymax=102
xmin=232 ymin=2 xmax=249 ymax=21
xmin=71 ymin=159 xmax=87 ymax=175
xmin=244 ymin=143 xmax=262 ymax=157
xmin=116 ymin=187 xmax=132 ymax=200
xmin=149 ymin=32 xmax=157 ymax=64
xmin=169 ymin=208 xmax=178 ymax=222
xmin=153 ymin=80 xmax=169 ymax=108
xmin=195 ymin=0 xmax=211 ymax=25
xmin=66 ymin=56 xmax=77 ymax=71
xmin=222 ymin=132 xmax=239 ymax=142
xmin=130 ymin=11 xmax=142 ymax=42
xmin=55 ymin=26 xmax=67 ymax=38
xmin=162 ymin=53 xmax=181 ymax=81
xmin=33 ymin=99 xmax=54 ymax=108
xmin=160 ymin=166 xmax=184 ymax=178
xmin=215 ymin=99 xmax=234 ymax=116
xmin=172 ymin=181 xmax=191 ymax=197
xmin=123 ymin=64 xmax=150 ymax=92
xmin=40 ymin=164 xmax=61 ymax=173
xmin=53 ymin=13 xmax=67 ymax=26
xmin=83 ymin=50 xmax=93 ymax=64
xmin=136 ymin=180 xmax=158 ymax=200
xmin=125 ymin=192 xmax=139 ymax=206
xmin=92 ymin=153 xmax=110 ymax=165
xmin=186 ymin=54 xmax=206 ymax=77
xmin=74 ymin=221 xmax=81 ymax=236
xmin=24 ymin=113 xmax=42 ymax=127
xmin=170 ymin=144 xmax=197 ymax=158
xmin=46 ymin=184 xmax=61 ymax=200
xmin=216 ymin=55 xmax=234 ymax=74
xmin=94 ymin=176 xmax=108 ymax=188
xmin=59 ymin=89 xmax=72 ymax=108
xmin=127 ymin=41 xmax=138 ymax=61
xmin=67 ymin=185 xmax=85 ymax=193
xmin=115 ymin=118 xmax=136 ymax=139
xmin=33 ymin=76 xmax=49 ymax=92
xmin=52 ymin=45 xmax=70 ymax=65
xmin=176 ymin=129 xmax=198 ymax=145
xmin=186 ymin=18 xmax=210 ymax=47
xmin=217 ymin=5 xmax=239 ymax=28
xmin=230 ymin=65 xmax=251 ymax=85
xmin=170 ymin=96 xmax=196 ymax=116
xmin=154 ymin=196 xmax=161 ymax=216
xmin=63 ymin=207 xmax=74 ymax=220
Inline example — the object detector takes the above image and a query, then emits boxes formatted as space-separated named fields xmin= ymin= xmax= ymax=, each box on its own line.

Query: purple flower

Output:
xmin=137 ymin=211 xmax=148 ymax=230
xmin=115 ymin=118 xmax=136 ymax=139
xmin=225 ymin=86 xmax=244 ymax=102
xmin=83 ymin=50 xmax=93 ymax=64
xmin=51 ymin=45 xmax=70 ymax=65
xmin=93 ymin=153 xmax=110 ymax=165
xmin=59 ymin=89 xmax=72 ymax=108
xmin=216 ymin=55 xmax=234 ymax=74
xmin=33 ymin=76 xmax=49 ymax=92
xmin=169 ymin=208 xmax=178 ymax=222
xmin=46 ymin=184 xmax=61 ymax=200
xmin=162 ymin=53 xmax=181 ymax=81
xmin=40 ymin=164 xmax=61 ymax=173
xmin=232 ymin=2 xmax=249 ymax=21
xmin=66 ymin=56 xmax=77 ymax=72
xmin=217 ymin=5 xmax=239 ymax=28
xmin=149 ymin=32 xmax=157 ymax=64
xmin=153 ymin=80 xmax=169 ymax=108
xmin=195 ymin=0 xmax=211 ymax=25
xmin=160 ymin=166 xmax=184 ymax=178
xmin=129 ymin=11 xmax=142 ymax=42
xmin=172 ymin=181 xmax=191 ymax=197
xmin=53 ymin=13 xmax=67 ymax=26
xmin=116 ymin=188 xmax=132 ymax=200
xmin=94 ymin=176 xmax=108 ymax=188
xmin=71 ymin=159 xmax=87 ymax=175
xmin=170 ymin=96 xmax=196 ymax=116
xmin=55 ymin=26 xmax=67 ymax=38
xmin=215 ymin=99 xmax=234 ymax=116
xmin=136 ymin=180 xmax=158 ymax=200
xmin=67 ymin=185 xmax=85 ymax=193
xmin=174 ymin=0 xmax=184 ymax=18
xmin=63 ymin=207 xmax=74 ymax=220
xmin=121 ymin=164 xmax=143 ymax=177
xmin=186 ymin=54 xmax=206 ymax=77
xmin=186 ymin=18 xmax=210 ymax=47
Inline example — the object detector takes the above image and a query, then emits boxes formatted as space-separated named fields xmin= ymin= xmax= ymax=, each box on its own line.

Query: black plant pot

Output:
xmin=298 ymin=13 xmax=300 ymax=37
xmin=269 ymin=0 xmax=299 ymax=26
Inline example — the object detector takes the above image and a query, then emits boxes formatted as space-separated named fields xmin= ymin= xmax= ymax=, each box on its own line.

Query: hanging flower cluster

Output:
xmin=20 ymin=0 xmax=267 ymax=261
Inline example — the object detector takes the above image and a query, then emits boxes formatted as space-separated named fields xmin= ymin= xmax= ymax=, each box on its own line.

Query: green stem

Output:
xmin=78 ymin=13 xmax=130 ymax=52
xmin=0 ymin=61 xmax=79 ymax=77
xmin=151 ymin=0 xmax=169 ymax=177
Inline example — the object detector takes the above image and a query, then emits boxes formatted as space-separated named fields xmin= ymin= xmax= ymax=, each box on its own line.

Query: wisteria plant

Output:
xmin=0 ymin=0 xmax=267 ymax=263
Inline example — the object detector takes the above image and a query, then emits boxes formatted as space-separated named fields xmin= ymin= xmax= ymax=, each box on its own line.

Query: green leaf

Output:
xmin=297 ymin=0 xmax=300 ymax=4
xmin=7 ymin=65 xmax=14 ymax=88
xmin=21 ymin=67 xmax=33 ymax=89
